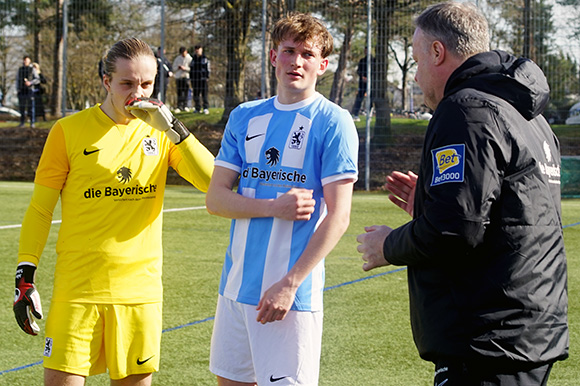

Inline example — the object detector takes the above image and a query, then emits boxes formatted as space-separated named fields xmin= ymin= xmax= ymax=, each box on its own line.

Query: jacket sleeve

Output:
xmin=385 ymin=100 xmax=509 ymax=267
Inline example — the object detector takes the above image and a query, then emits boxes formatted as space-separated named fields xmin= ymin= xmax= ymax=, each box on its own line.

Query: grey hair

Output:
xmin=414 ymin=1 xmax=489 ymax=59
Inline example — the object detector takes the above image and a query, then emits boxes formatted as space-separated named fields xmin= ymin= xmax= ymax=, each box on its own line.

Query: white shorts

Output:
xmin=210 ymin=295 xmax=323 ymax=386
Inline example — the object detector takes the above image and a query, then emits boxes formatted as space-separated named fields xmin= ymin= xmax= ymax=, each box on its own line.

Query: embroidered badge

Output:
xmin=431 ymin=144 xmax=465 ymax=186
xmin=143 ymin=137 xmax=159 ymax=156
xmin=44 ymin=337 xmax=53 ymax=357
xmin=289 ymin=126 xmax=306 ymax=150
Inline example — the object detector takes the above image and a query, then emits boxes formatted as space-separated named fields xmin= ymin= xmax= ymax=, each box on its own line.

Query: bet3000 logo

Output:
xmin=431 ymin=144 xmax=465 ymax=186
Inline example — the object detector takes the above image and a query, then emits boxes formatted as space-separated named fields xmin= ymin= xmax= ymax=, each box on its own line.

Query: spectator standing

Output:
xmin=351 ymin=47 xmax=374 ymax=122
xmin=172 ymin=46 xmax=192 ymax=112
xmin=153 ymin=47 xmax=173 ymax=103
xmin=356 ymin=2 xmax=568 ymax=385
xmin=16 ymin=56 xmax=38 ymax=127
xmin=31 ymin=62 xmax=48 ymax=121
xmin=190 ymin=45 xmax=210 ymax=114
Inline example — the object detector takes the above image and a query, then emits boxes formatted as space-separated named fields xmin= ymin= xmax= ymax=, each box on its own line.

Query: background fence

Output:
xmin=1 ymin=0 xmax=580 ymax=189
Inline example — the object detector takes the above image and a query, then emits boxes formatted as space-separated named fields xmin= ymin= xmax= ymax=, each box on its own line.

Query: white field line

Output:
xmin=0 ymin=206 xmax=207 ymax=230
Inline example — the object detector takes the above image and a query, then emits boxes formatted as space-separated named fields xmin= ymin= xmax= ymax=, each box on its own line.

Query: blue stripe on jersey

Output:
xmin=215 ymin=93 xmax=358 ymax=312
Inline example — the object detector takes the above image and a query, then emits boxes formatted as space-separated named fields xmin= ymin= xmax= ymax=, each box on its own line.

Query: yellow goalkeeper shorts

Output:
xmin=43 ymin=301 xmax=162 ymax=380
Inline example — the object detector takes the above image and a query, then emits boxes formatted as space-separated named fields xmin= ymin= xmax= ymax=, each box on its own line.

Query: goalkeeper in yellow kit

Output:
xmin=12 ymin=37 xmax=214 ymax=386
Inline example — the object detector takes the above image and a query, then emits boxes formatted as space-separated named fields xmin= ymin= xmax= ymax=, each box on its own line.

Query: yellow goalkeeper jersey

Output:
xmin=19 ymin=105 xmax=213 ymax=304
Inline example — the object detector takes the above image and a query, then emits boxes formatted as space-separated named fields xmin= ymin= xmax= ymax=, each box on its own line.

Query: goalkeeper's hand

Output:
xmin=13 ymin=263 xmax=43 ymax=335
xmin=125 ymin=97 xmax=191 ymax=144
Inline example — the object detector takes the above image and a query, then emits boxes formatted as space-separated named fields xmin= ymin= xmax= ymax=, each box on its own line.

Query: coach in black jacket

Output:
xmin=357 ymin=2 xmax=568 ymax=385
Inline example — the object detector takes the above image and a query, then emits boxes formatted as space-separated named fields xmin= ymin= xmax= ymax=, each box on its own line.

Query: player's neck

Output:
xmin=276 ymin=88 xmax=316 ymax=105
xmin=100 ymin=98 xmax=131 ymax=125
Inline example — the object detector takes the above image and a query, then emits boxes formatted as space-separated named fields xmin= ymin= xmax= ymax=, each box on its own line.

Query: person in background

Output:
xmin=190 ymin=44 xmax=210 ymax=114
xmin=356 ymin=2 xmax=568 ymax=385
xmin=16 ymin=55 xmax=38 ymax=127
xmin=13 ymin=37 xmax=214 ymax=386
xmin=153 ymin=46 xmax=173 ymax=103
xmin=31 ymin=62 xmax=48 ymax=121
xmin=172 ymin=46 xmax=192 ymax=112
xmin=205 ymin=12 xmax=358 ymax=386
xmin=351 ymin=47 xmax=374 ymax=122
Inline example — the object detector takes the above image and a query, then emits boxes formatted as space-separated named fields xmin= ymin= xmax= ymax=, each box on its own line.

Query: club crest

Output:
xmin=289 ymin=126 xmax=306 ymax=150
xmin=143 ymin=137 xmax=159 ymax=156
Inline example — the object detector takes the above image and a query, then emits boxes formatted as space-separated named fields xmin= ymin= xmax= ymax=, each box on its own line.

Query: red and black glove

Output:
xmin=14 ymin=263 xmax=43 ymax=335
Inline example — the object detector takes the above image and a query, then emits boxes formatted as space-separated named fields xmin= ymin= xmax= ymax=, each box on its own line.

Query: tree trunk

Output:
xmin=373 ymin=0 xmax=393 ymax=146
xmin=221 ymin=0 xmax=253 ymax=122
xmin=329 ymin=23 xmax=354 ymax=107
xmin=51 ymin=0 xmax=63 ymax=117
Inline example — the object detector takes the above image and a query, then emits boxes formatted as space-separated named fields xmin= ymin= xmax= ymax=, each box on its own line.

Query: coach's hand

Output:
xmin=126 ymin=97 xmax=191 ymax=144
xmin=357 ymin=225 xmax=393 ymax=271
xmin=14 ymin=263 xmax=43 ymax=335
xmin=385 ymin=171 xmax=417 ymax=217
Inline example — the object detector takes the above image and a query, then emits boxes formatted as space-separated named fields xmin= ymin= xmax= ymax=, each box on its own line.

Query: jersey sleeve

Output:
xmin=34 ymin=123 xmax=69 ymax=190
xmin=19 ymin=123 xmax=68 ymax=265
xmin=18 ymin=184 xmax=61 ymax=266
xmin=170 ymin=134 xmax=215 ymax=192
xmin=321 ymin=108 xmax=359 ymax=186
xmin=214 ymin=113 xmax=243 ymax=173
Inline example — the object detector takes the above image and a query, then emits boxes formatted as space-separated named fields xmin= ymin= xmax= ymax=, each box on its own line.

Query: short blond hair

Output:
xmin=271 ymin=13 xmax=333 ymax=58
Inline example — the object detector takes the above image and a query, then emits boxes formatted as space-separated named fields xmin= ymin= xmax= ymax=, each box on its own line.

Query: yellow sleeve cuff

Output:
xmin=175 ymin=134 xmax=215 ymax=193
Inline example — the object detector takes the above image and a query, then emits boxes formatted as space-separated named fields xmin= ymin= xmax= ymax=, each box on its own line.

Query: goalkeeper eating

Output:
xmin=13 ymin=37 xmax=214 ymax=386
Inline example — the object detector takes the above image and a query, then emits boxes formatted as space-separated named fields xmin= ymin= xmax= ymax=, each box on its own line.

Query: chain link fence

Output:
xmin=1 ymin=0 xmax=580 ymax=188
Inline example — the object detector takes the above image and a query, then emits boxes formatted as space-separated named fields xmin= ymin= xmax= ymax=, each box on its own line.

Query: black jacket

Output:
xmin=384 ymin=50 xmax=569 ymax=365
xmin=190 ymin=54 xmax=210 ymax=81
xmin=17 ymin=65 xmax=35 ymax=94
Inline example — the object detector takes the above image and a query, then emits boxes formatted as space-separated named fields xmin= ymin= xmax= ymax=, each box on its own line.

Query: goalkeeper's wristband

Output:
xmin=15 ymin=263 xmax=36 ymax=287
xmin=167 ymin=118 xmax=191 ymax=145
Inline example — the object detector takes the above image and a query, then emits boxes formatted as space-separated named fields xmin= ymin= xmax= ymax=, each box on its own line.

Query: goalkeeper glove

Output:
xmin=14 ymin=263 xmax=43 ymax=335
xmin=125 ymin=97 xmax=191 ymax=144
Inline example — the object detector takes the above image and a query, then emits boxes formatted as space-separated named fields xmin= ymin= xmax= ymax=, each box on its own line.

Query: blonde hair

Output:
xmin=102 ymin=38 xmax=154 ymax=77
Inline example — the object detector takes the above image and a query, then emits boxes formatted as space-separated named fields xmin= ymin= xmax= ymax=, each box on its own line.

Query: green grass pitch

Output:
xmin=0 ymin=182 xmax=578 ymax=385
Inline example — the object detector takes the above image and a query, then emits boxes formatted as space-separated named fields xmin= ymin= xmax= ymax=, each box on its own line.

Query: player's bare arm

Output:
xmin=206 ymin=166 xmax=315 ymax=220
xmin=256 ymin=179 xmax=354 ymax=324
xmin=356 ymin=225 xmax=393 ymax=271
xmin=385 ymin=170 xmax=417 ymax=217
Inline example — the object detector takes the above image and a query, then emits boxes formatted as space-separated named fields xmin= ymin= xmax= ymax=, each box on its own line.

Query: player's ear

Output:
xmin=317 ymin=58 xmax=329 ymax=75
xmin=269 ymin=48 xmax=278 ymax=67
xmin=102 ymin=74 xmax=112 ymax=92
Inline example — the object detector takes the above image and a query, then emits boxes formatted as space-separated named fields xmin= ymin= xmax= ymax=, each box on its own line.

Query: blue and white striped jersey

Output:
xmin=215 ymin=92 xmax=359 ymax=311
